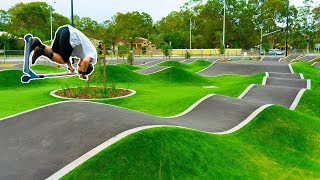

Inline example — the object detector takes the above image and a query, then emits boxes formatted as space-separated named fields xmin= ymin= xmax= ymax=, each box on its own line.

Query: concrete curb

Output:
xmin=262 ymin=77 xmax=267 ymax=85
xmin=139 ymin=66 xmax=170 ymax=75
xmin=300 ymin=73 xmax=304 ymax=79
xmin=50 ymin=88 xmax=136 ymax=101
xmin=307 ymin=79 xmax=311 ymax=90
xmin=288 ymin=64 xmax=294 ymax=73
xmin=238 ymin=84 xmax=256 ymax=99
xmin=289 ymin=89 xmax=307 ymax=110
xmin=166 ymin=94 xmax=215 ymax=118
xmin=196 ymin=62 xmax=215 ymax=74
xmin=215 ymin=104 xmax=273 ymax=134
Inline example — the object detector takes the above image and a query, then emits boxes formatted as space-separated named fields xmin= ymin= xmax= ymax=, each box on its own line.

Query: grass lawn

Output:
xmin=62 ymin=62 xmax=320 ymax=179
xmin=0 ymin=61 xmax=263 ymax=118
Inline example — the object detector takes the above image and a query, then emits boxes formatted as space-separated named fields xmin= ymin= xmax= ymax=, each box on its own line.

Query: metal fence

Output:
xmin=0 ymin=50 xmax=24 ymax=63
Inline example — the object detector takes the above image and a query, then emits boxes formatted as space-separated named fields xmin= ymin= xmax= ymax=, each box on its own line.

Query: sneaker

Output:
xmin=31 ymin=38 xmax=42 ymax=52
xmin=32 ymin=46 xmax=45 ymax=64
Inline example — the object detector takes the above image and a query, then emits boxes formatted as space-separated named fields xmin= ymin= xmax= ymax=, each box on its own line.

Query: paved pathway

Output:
xmin=312 ymin=62 xmax=320 ymax=69
xmin=137 ymin=66 xmax=170 ymax=75
xmin=261 ymin=56 xmax=282 ymax=62
xmin=297 ymin=55 xmax=318 ymax=62
xmin=198 ymin=61 xmax=291 ymax=76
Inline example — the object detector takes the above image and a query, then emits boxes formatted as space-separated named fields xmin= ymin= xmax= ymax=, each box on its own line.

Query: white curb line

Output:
xmin=307 ymin=79 xmax=311 ymax=90
xmin=140 ymin=66 xmax=170 ymax=75
xmin=196 ymin=62 xmax=215 ymax=74
xmin=300 ymin=73 xmax=304 ymax=79
xmin=288 ymin=64 xmax=294 ymax=73
xmin=262 ymin=77 xmax=268 ymax=85
xmin=50 ymin=88 xmax=136 ymax=101
xmin=166 ymin=94 xmax=215 ymax=118
xmin=215 ymin=104 xmax=273 ymax=134
xmin=238 ymin=84 xmax=255 ymax=99
xmin=289 ymin=89 xmax=306 ymax=110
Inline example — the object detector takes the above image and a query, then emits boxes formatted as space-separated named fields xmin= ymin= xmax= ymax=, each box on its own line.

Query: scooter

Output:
xmin=21 ymin=34 xmax=76 ymax=83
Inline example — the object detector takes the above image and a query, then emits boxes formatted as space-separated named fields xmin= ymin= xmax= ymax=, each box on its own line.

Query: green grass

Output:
xmin=158 ymin=60 xmax=211 ymax=73
xmin=63 ymin=106 xmax=320 ymax=179
xmin=0 ymin=63 xmax=263 ymax=118
xmin=30 ymin=64 xmax=66 ymax=74
xmin=62 ymin=62 xmax=320 ymax=179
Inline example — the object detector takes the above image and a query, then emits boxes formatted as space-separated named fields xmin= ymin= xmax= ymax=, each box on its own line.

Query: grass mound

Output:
xmin=63 ymin=105 xmax=320 ymax=179
xmin=158 ymin=60 xmax=211 ymax=73
xmin=149 ymin=67 xmax=209 ymax=86
xmin=91 ymin=65 xmax=146 ymax=83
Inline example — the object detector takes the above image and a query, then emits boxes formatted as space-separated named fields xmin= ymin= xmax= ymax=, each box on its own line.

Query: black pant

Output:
xmin=52 ymin=26 xmax=73 ymax=63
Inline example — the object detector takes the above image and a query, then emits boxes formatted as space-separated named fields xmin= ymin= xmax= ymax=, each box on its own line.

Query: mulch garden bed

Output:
xmin=55 ymin=87 xmax=132 ymax=99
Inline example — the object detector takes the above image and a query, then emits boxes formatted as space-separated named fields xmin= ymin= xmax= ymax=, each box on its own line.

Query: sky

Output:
xmin=0 ymin=0 xmax=317 ymax=23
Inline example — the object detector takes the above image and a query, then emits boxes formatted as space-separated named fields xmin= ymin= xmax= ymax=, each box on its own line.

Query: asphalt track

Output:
xmin=313 ymin=62 xmax=320 ymax=68
xmin=0 ymin=60 xmax=311 ymax=179
xmin=298 ymin=55 xmax=318 ymax=61
xmin=261 ymin=56 xmax=282 ymax=62
xmin=198 ymin=61 xmax=291 ymax=76
xmin=279 ymin=54 xmax=300 ymax=62
xmin=137 ymin=66 xmax=169 ymax=75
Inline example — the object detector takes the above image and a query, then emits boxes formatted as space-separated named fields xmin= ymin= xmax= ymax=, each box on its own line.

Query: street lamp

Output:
xmin=260 ymin=18 xmax=273 ymax=55
xmin=71 ymin=0 xmax=74 ymax=26
xmin=222 ymin=0 xmax=226 ymax=54
xmin=190 ymin=18 xmax=192 ymax=50
xmin=50 ymin=1 xmax=56 ymax=41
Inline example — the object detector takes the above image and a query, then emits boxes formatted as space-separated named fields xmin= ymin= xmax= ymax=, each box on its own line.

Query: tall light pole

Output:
xmin=285 ymin=2 xmax=289 ymax=56
xmin=260 ymin=18 xmax=273 ymax=55
xmin=50 ymin=1 xmax=56 ymax=41
xmin=190 ymin=18 xmax=192 ymax=50
xmin=222 ymin=0 xmax=226 ymax=54
xmin=71 ymin=0 xmax=74 ymax=26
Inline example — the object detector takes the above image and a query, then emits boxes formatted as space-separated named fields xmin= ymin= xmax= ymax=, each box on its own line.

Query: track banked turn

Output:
xmin=0 ymin=60 xmax=310 ymax=179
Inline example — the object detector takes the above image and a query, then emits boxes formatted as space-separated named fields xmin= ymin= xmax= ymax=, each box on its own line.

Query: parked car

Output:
xmin=268 ymin=49 xmax=284 ymax=55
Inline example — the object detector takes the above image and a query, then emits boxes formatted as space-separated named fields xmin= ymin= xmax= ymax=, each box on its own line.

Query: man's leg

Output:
xmin=33 ymin=44 xmax=75 ymax=72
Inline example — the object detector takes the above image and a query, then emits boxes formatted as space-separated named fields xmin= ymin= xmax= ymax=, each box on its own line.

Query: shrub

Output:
xmin=127 ymin=53 xmax=134 ymax=65
xmin=160 ymin=43 xmax=172 ymax=59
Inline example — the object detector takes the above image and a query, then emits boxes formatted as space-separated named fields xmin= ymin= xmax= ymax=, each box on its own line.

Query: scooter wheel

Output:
xmin=21 ymin=75 xmax=31 ymax=83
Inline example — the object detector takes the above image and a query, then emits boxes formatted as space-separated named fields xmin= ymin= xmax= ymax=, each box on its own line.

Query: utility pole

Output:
xmin=222 ymin=0 xmax=226 ymax=54
xmin=50 ymin=1 xmax=56 ymax=41
xmin=190 ymin=18 xmax=192 ymax=50
xmin=285 ymin=2 xmax=289 ymax=56
xmin=71 ymin=0 xmax=74 ymax=26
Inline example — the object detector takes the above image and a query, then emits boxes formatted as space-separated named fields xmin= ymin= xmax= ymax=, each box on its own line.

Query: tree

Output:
xmin=7 ymin=2 xmax=52 ymax=39
xmin=113 ymin=11 xmax=153 ymax=50
xmin=161 ymin=43 xmax=172 ymax=59
xmin=0 ymin=9 xmax=9 ymax=31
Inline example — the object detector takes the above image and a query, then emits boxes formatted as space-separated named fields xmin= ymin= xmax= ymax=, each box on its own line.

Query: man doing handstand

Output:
xmin=31 ymin=25 xmax=97 ymax=80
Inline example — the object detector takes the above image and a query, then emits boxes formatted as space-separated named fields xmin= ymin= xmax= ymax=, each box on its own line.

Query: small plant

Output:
xmin=160 ymin=43 xmax=172 ymax=59
xmin=118 ymin=45 xmax=130 ymax=61
xmin=219 ymin=44 xmax=225 ymax=55
xmin=72 ymin=88 xmax=79 ymax=97
xmin=60 ymin=84 xmax=67 ymax=96
xmin=127 ymin=53 xmax=134 ymax=65
xmin=185 ymin=50 xmax=191 ymax=59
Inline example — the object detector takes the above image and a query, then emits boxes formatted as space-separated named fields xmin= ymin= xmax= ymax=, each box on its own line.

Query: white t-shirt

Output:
xmin=66 ymin=25 xmax=97 ymax=64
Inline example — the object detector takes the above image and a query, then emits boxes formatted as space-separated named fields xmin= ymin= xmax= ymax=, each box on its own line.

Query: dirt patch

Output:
xmin=55 ymin=87 xmax=132 ymax=99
